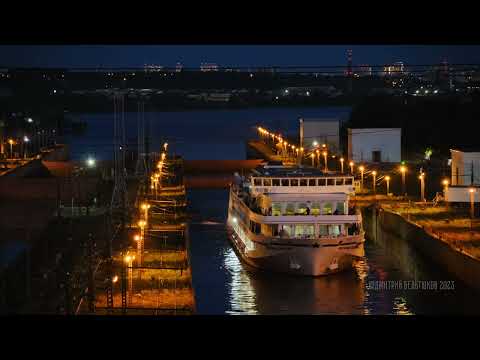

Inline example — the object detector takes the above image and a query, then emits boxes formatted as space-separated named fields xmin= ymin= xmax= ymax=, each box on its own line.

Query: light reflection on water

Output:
xmin=223 ymin=248 xmax=258 ymax=315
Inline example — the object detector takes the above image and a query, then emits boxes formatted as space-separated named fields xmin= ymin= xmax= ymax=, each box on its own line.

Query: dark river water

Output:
xmin=68 ymin=107 xmax=480 ymax=315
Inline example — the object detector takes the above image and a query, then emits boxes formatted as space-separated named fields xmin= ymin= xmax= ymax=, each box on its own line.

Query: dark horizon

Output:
xmin=1 ymin=45 xmax=480 ymax=69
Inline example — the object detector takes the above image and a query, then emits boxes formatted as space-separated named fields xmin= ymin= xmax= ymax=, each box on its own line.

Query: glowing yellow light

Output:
xmin=340 ymin=157 xmax=344 ymax=162
xmin=400 ymin=166 xmax=406 ymax=173
xmin=112 ymin=275 xmax=119 ymax=283
xmin=372 ymin=171 xmax=377 ymax=176
xmin=138 ymin=220 xmax=146 ymax=228
xmin=349 ymin=161 xmax=354 ymax=166
xmin=311 ymin=153 xmax=315 ymax=158
xmin=322 ymin=151 xmax=327 ymax=156
xmin=385 ymin=175 xmax=390 ymax=181
xmin=442 ymin=179 xmax=449 ymax=186
xmin=134 ymin=234 xmax=140 ymax=241
xmin=8 ymin=139 xmax=14 ymax=145
xmin=469 ymin=188 xmax=475 ymax=193
xmin=359 ymin=166 xmax=364 ymax=171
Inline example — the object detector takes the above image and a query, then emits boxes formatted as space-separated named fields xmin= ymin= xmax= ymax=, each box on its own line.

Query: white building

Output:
xmin=347 ymin=128 xmax=401 ymax=163
xmin=445 ymin=148 xmax=480 ymax=203
xmin=300 ymin=118 xmax=340 ymax=154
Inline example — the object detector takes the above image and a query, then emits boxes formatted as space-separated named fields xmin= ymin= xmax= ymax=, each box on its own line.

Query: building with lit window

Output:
xmin=357 ymin=65 xmax=372 ymax=77
xmin=383 ymin=62 xmax=404 ymax=77
xmin=445 ymin=148 xmax=480 ymax=203
xmin=200 ymin=63 xmax=219 ymax=72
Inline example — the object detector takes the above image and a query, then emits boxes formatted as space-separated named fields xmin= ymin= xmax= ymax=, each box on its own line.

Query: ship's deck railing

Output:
xmin=231 ymin=188 xmax=361 ymax=225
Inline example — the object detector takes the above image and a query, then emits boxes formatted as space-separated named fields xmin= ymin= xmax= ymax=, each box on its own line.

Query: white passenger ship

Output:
xmin=227 ymin=164 xmax=365 ymax=276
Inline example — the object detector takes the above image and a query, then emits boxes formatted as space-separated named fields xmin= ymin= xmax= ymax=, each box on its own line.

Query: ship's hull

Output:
xmin=226 ymin=224 xmax=365 ymax=276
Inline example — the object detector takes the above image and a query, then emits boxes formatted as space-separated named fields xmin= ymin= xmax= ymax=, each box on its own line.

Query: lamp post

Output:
xmin=385 ymin=175 xmax=390 ymax=195
xmin=340 ymin=157 xmax=344 ymax=173
xmin=400 ymin=166 xmax=407 ymax=197
xmin=137 ymin=220 xmax=146 ymax=266
xmin=315 ymin=150 xmax=320 ymax=168
xmin=359 ymin=165 xmax=365 ymax=191
xmin=372 ymin=171 xmax=377 ymax=195
xmin=443 ymin=179 xmax=449 ymax=202
xmin=323 ymin=151 xmax=328 ymax=172
xmin=419 ymin=172 xmax=425 ymax=202
xmin=8 ymin=139 xmax=14 ymax=159
xmin=349 ymin=161 xmax=354 ymax=175
xmin=469 ymin=188 xmax=475 ymax=221
xmin=311 ymin=153 xmax=315 ymax=167
xmin=23 ymin=136 xmax=30 ymax=159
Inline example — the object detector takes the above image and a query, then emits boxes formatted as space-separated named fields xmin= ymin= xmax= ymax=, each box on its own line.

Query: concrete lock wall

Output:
xmin=348 ymin=128 xmax=401 ymax=163
xmin=365 ymin=206 xmax=480 ymax=291
xmin=450 ymin=149 xmax=480 ymax=186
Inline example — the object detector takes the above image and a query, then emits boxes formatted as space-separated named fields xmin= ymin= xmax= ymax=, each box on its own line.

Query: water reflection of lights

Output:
xmin=353 ymin=258 xmax=371 ymax=315
xmin=223 ymin=248 xmax=258 ymax=315
xmin=393 ymin=297 xmax=414 ymax=315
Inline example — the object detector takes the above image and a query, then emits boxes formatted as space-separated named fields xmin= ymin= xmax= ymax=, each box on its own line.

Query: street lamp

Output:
xmin=385 ymin=175 xmax=390 ymax=195
xmin=323 ymin=151 xmax=328 ymax=172
xmin=8 ymin=139 xmax=14 ymax=159
xmin=86 ymin=157 xmax=96 ymax=168
xmin=311 ymin=153 xmax=315 ymax=167
xmin=419 ymin=172 xmax=425 ymax=202
xmin=469 ymin=188 xmax=476 ymax=221
xmin=443 ymin=179 xmax=449 ymax=202
xmin=400 ymin=166 xmax=407 ymax=197
xmin=340 ymin=157 xmax=344 ymax=173
xmin=359 ymin=165 xmax=365 ymax=191
xmin=372 ymin=171 xmax=377 ymax=195
xmin=316 ymin=149 xmax=320 ymax=168
xmin=163 ymin=142 xmax=168 ymax=152
xmin=349 ymin=161 xmax=354 ymax=175
xmin=23 ymin=136 xmax=30 ymax=159
xmin=137 ymin=220 xmax=146 ymax=266
xmin=141 ymin=203 xmax=150 ymax=224
xmin=124 ymin=254 xmax=135 ymax=304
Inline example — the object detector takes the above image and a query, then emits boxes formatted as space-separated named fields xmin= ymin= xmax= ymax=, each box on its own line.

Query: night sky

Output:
xmin=0 ymin=45 xmax=480 ymax=68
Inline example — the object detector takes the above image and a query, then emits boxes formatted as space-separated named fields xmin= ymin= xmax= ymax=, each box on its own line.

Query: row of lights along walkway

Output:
xmin=84 ymin=143 xmax=195 ymax=315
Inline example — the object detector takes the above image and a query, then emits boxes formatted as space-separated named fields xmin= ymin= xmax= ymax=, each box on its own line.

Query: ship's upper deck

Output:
xmin=247 ymin=165 xmax=356 ymax=196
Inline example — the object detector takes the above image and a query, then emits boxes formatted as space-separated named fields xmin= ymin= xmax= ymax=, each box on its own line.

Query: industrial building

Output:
xmin=347 ymin=128 xmax=401 ymax=163
xmin=299 ymin=118 xmax=340 ymax=154
xmin=445 ymin=148 xmax=480 ymax=203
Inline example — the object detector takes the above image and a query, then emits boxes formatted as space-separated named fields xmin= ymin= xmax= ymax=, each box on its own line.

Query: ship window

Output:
xmin=300 ymin=179 xmax=308 ymax=186
xmin=272 ymin=179 xmax=280 ymax=186
xmin=345 ymin=178 xmax=353 ymax=185
xmin=291 ymin=179 xmax=299 ymax=186
xmin=271 ymin=224 xmax=279 ymax=237
xmin=281 ymin=179 xmax=290 ymax=186
xmin=336 ymin=202 xmax=346 ymax=215
xmin=285 ymin=203 xmax=295 ymax=215
xmin=297 ymin=203 xmax=308 ymax=215
xmin=280 ymin=224 xmax=294 ymax=238
xmin=308 ymin=179 xmax=316 ymax=186
xmin=272 ymin=203 xmax=282 ymax=216
xmin=254 ymin=178 xmax=263 ymax=186
xmin=323 ymin=202 xmax=333 ymax=215
xmin=320 ymin=178 xmax=327 ymax=186
xmin=311 ymin=202 xmax=321 ymax=215
xmin=327 ymin=178 xmax=335 ymax=186
xmin=263 ymin=178 xmax=272 ymax=187
xmin=294 ymin=224 xmax=315 ymax=238
xmin=250 ymin=220 xmax=261 ymax=234
xmin=329 ymin=225 xmax=341 ymax=236
xmin=318 ymin=225 xmax=329 ymax=236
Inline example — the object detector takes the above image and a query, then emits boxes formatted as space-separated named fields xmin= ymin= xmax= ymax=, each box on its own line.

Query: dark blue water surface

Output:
xmin=65 ymin=107 xmax=350 ymax=161
xmin=69 ymin=107 xmax=480 ymax=314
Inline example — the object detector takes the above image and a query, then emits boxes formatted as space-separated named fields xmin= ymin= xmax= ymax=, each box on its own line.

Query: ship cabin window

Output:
xmin=297 ymin=203 xmax=308 ymax=215
xmin=329 ymin=225 xmax=341 ymax=236
xmin=336 ymin=202 xmax=346 ymax=215
xmin=319 ymin=178 xmax=327 ymax=186
xmin=254 ymin=178 xmax=262 ymax=186
xmin=291 ymin=179 xmax=299 ymax=186
xmin=323 ymin=202 xmax=333 ymax=215
xmin=300 ymin=179 xmax=308 ymax=186
xmin=327 ymin=178 xmax=335 ymax=186
xmin=281 ymin=179 xmax=290 ymax=186
xmin=308 ymin=179 xmax=316 ymax=186
xmin=345 ymin=178 xmax=353 ymax=185
xmin=285 ymin=203 xmax=295 ymax=215
xmin=295 ymin=224 xmax=315 ymax=239
xmin=272 ymin=179 xmax=280 ymax=186
xmin=311 ymin=202 xmax=321 ymax=215
xmin=318 ymin=225 xmax=329 ymax=236
xmin=337 ymin=178 xmax=345 ymax=185
xmin=272 ymin=203 xmax=282 ymax=216
xmin=279 ymin=224 xmax=294 ymax=238
xmin=263 ymin=178 xmax=272 ymax=187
